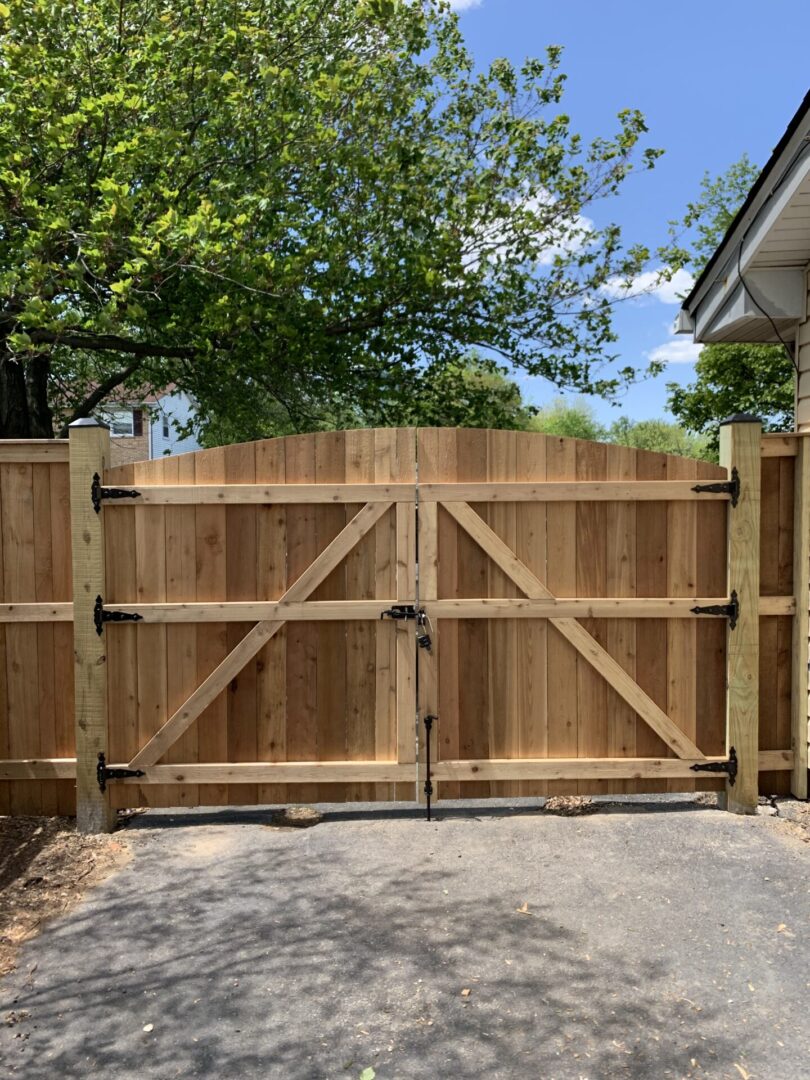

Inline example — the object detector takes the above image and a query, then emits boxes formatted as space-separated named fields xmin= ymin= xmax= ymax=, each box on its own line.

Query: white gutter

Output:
xmin=684 ymin=148 xmax=810 ymax=342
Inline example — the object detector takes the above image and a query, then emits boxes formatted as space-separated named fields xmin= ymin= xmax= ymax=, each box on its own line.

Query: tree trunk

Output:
xmin=0 ymin=350 xmax=31 ymax=438
xmin=25 ymin=354 xmax=54 ymax=437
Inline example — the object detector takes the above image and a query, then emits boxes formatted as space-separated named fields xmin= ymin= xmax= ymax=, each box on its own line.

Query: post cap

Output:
xmin=68 ymin=417 xmax=110 ymax=430
xmin=719 ymin=413 xmax=762 ymax=427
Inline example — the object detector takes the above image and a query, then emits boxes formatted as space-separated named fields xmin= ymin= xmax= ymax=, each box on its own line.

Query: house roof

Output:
xmin=103 ymin=384 xmax=178 ymax=408
xmin=680 ymin=90 xmax=810 ymax=345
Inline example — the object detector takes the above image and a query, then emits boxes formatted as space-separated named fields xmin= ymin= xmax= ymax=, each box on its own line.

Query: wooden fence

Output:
xmin=0 ymin=423 xmax=806 ymax=830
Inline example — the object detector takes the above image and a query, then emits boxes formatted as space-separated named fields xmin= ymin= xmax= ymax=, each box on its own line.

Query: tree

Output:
xmin=607 ymin=416 xmax=711 ymax=459
xmin=662 ymin=157 xmax=792 ymax=439
xmin=0 ymin=0 xmax=661 ymax=438
xmin=365 ymin=354 xmax=536 ymax=430
xmin=667 ymin=343 xmax=793 ymax=451
xmin=194 ymin=352 xmax=536 ymax=445
xmin=527 ymin=398 xmax=606 ymax=441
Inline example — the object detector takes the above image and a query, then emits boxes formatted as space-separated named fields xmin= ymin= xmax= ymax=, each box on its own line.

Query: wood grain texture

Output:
xmin=790 ymin=435 xmax=809 ymax=797
xmin=605 ymin=444 xmax=637 ymax=795
xmin=105 ymin=432 xmax=413 ymax=806
xmin=68 ymin=423 xmax=115 ymax=831
xmin=720 ymin=419 xmax=762 ymax=813
xmin=0 ymin=441 xmax=69 ymax=462
xmin=0 ymin=428 xmax=795 ymax=815
xmin=420 ymin=430 xmax=732 ymax=802
xmin=443 ymin=500 xmax=704 ymax=760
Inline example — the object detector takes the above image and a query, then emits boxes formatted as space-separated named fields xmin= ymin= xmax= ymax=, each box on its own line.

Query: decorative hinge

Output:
xmin=91 ymin=472 xmax=142 ymax=514
xmin=94 ymin=594 xmax=144 ymax=636
xmin=690 ymin=746 xmax=738 ymax=786
xmin=691 ymin=590 xmax=739 ymax=630
xmin=97 ymin=752 xmax=145 ymax=793
xmin=692 ymin=466 xmax=740 ymax=508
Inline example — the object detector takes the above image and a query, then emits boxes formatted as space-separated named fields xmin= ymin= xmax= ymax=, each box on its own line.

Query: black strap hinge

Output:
xmin=690 ymin=747 xmax=738 ymax=786
xmin=691 ymin=590 xmax=739 ymax=630
xmin=692 ymin=466 xmax=740 ymax=507
xmin=91 ymin=472 xmax=141 ymax=514
xmin=97 ymin=753 xmax=145 ymax=792
xmin=94 ymin=595 xmax=144 ymax=636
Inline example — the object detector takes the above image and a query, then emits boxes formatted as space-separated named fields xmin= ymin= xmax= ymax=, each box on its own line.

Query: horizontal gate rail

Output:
xmin=429 ymin=751 xmax=794 ymax=781
xmin=2 ymin=751 xmax=791 ymax=784
xmin=95 ymin=481 xmax=415 ymax=504
xmin=419 ymin=481 xmax=732 ymax=502
xmin=0 ymin=596 xmax=795 ymax=623
xmin=424 ymin=597 xmax=795 ymax=618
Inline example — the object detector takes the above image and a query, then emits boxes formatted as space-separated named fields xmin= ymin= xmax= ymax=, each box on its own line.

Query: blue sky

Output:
xmin=450 ymin=0 xmax=809 ymax=425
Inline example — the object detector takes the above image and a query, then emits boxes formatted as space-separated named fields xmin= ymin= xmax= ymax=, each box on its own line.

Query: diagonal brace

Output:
xmin=442 ymin=501 xmax=704 ymax=761
xmin=129 ymin=501 xmax=393 ymax=769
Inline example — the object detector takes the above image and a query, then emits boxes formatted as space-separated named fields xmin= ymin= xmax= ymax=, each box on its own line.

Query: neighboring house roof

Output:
xmin=103 ymin=383 xmax=182 ymax=409
xmin=679 ymin=90 xmax=810 ymax=346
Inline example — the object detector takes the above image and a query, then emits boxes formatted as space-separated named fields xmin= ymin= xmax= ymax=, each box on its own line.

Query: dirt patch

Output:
xmin=542 ymin=795 xmax=597 ymax=817
xmin=0 ymin=816 xmax=129 ymax=978
xmin=767 ymin=799 xmax=810 ymax=849
xmin=266 ymin=806 xmax=323 ymax=828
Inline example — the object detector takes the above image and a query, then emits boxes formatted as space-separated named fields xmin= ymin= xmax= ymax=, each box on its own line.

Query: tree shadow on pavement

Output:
xmin=0 ymin=812 xmax=744 ymax=1080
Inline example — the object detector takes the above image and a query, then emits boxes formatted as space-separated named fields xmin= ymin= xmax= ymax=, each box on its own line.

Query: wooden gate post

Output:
xmin=69 ymin=418 xmax=116 ymax=833
xmin=719 ymin=414 xmax=762 ymax=814
xmin=791 ymin=433 xmax=810 ymax=799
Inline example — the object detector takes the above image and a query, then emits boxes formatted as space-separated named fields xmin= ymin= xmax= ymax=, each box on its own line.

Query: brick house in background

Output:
xmin=99 ymin=386 xmax=201 ymax=466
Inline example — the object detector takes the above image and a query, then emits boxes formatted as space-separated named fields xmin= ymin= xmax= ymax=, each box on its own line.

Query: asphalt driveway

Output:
xmin=2 ymin=796 xmax=809 ymax=1080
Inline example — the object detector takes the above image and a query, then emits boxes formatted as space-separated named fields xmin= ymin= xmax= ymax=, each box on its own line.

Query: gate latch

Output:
xmin=96 ymin=752 xmax=145 ymax=793
xmin=380 ymin=604 xmax=418 ymax=621
xmin=380 ymin=605 xmax=432 ymax=650
xmin=692 ymin=466 xmax=740 ymax=507
xmin=91 ymin=472 xmax=142 ymax=514
xmin=690 ymin=747 xmax=738 ymax=785
xmin=691 ymin=590 xmax=739 ymax=630
xmin=94 ymin=595 xmax=144 ymax=636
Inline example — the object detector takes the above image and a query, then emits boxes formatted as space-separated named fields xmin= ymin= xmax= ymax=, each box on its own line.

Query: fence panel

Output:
xmin=0 ymin=441 xmax=74 ymax=815
xmin=0 ymin=428 xmax=801 ymax=820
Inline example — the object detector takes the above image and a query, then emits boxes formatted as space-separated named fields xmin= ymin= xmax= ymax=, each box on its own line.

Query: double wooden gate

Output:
xmin=0 ymin=422 xmax=803 ymax=830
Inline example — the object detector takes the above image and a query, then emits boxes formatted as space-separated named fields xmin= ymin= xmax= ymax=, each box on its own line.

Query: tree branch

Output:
xmin=57 ymin=358 xmax=144 ymax=436
xmin=29 ymin=328 xmax=195 ymax=359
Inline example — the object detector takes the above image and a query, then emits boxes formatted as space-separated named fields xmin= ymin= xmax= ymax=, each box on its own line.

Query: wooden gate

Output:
xmin=0 ymin=422 xmax=803 ymax=830
xmin=417 ymin=427 xmax=761 ymax=803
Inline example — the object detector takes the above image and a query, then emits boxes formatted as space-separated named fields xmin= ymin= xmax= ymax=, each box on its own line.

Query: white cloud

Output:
xmin=461 ymin=193 xmax=595 ymax=274
xmin=602 ymin=267 xmax=695 ymax=305
xmin=449 ymin=0 xmax=482 ymax=9
xmin=646 ymin=323 xmax=702 ymax=365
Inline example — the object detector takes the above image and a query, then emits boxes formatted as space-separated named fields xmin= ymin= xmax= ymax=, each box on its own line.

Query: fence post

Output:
xmin=69 ymin=417 xmax=115 ymax=833
xmin=719 ymin=413 xmax=762 ymax=814
xmin=791 ymin=433 xmax=810 ymax=798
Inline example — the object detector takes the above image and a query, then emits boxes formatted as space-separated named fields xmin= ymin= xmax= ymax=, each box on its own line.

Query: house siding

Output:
xmin=796 ymin=267 xmax=810 ymax=430
xmin=149 ymin=392 xmax=201 ymax=458
xmin=109 ymin=433 xmax=150 ymax=466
